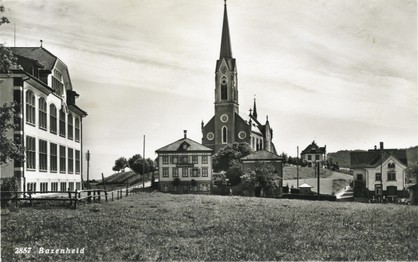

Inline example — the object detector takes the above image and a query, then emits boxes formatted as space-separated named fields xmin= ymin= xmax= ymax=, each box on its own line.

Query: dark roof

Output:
xmin=156 ymin=137 xmax=213 ymax=153
xmin=301 ymin=141 xmax=326 ymax=155
xmin=219 ymin=2 xmax=232 ymax=58
xmin=350 ymin=149 xmax=408 ymax=169
xmin=241 ymin=150 xmax=282 ymax=161
xmin=11 ymin=47 xmax=57 ymax=70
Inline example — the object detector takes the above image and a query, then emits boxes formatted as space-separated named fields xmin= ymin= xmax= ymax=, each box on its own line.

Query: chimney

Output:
xmin=380 ymin=142 xmax=384 ymax=150
xmin=374 ymin=145 xmax=377 ymax=150
xmin=184 ymin=130 xmax=187 ymax=139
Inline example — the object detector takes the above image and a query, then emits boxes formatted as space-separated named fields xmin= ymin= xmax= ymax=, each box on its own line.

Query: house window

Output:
xmin=375 ymin=172 xmax=382 ymax=181
xmin=315 ymin=154 xmax=320 ymax=161
xmin=50 ymin=104 xmax=57 ymax=134
xmin=39 ymin=98 xmax=47 ymax=130
xmin=39 ymin=139 xmax=47 ymax=171
xmin=357 ymin=174 xmax=363 ymax=181
xmin=191 ymin=168 xmax=200 ymax=177
xmin=26 ymin=136 xmax=36 ymax=170
xmin=202 ymin=156 xmax=208 ymax=164
xmin=307 ymin=155 xmax=312 ymax=161
xmin=60 ymin=182 xmax=67 ymax=191
xmin=162 ymin=168 xmax=169 ymax=177
xmin=172 ymin=168 xmax=178 ymax=177
xmin=59 ymin=108 xmax=66 ymax=137
xmin=50 ymin=143 xmax=58 ymax=172
xmin=52 ymin=70 xmax=64 ymax=95
xmin=51 ymin=182 xmax=58 ymax=192
xmin=182 ymin=168 xmax=188 ymax=177
xmin=68 ymin=148 xmax=74 ymax=174
xmin=192 ymin=156 xmax=198 ymax=164
xmin=180 ymin=156 xmax=189 ymax=164
xmin=387 ymin=172 xmax=396 ymax=181
xmin=162 ymin=156 xmax=169 ymax=164
xmin=25 ymin=90 xmax=36 ymax=125
xmin=171 ymin=156 xmax=178 ymax=164
xmin=202 ymin=167 xmax=208 ymax=177
xmin=75 ymin=117 xmax=80 ymax=142
xmin=388 ymin=163 xmax=395 ymax=169
xmin=75 ymin=150 xmax=80 ymax=174
xmin=60 ymin=145 xmax=66 ymax=173
xmin=68 ymin=114 xmax=73 ymax=140
xmin=222 ymin=126 xmax=227 ymax=144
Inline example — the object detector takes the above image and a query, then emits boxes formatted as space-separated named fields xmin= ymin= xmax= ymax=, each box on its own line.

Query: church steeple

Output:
xmin=253 ymin=97 xmax=258 ymax=119
xmin=220 ymin=0 xmax=232 ymax=58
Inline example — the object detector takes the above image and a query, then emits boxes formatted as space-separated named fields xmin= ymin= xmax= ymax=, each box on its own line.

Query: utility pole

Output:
xmin=317 ymin=161 xmax=320 ymax=200
xmin=380 ymin=142 xmax=383 ymax=203
xmin=142 ymin=135 xmax=146 ymax=189
xmin=296 ymin=146 xmax=299 ymax=188
xmin=86 ymin=150 xmax=90 ymax=183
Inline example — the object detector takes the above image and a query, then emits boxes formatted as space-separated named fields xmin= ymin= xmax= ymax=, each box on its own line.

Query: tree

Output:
xmin=212 ymin=142 xmax=252 ymax=186
xmin=112 ymin=157 xmax=128 ymax=172
xmin=279 ymin=152 xmax=288 ymax=164
xmin=128 ymin=154 xmax=147 ymax=176
xmin=241 ymin=162 xmax=281 ymax=197
xmin=0 ymin=102 xmax=24 ymax=165
xmin=0 ymin=2 xmax=10 ymax=26
xmin=1 ymin=44 xmax=19 ymax=73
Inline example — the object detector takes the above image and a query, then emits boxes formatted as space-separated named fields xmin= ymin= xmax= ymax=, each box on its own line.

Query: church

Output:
xmin=201 ymin=1 xmax=277 ymax=154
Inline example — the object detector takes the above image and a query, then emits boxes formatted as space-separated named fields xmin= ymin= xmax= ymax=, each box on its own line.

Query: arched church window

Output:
xmin=222 ymin=126 xmax=227 ymax=144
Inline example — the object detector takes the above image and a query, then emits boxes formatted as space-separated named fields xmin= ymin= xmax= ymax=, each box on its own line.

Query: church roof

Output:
xmin=219 ymin=1 xmax=232 ymax=58
xmin=11 ymin=47 xmax=58 ymax=71
xmin=156 ymin=137 xmax=213 ymax=153
xmin=241 ymin=150 xmax=282 ymax=161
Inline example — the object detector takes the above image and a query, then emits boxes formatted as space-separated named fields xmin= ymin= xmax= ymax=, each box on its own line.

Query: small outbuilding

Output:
xmin=299 ymin=182 xmax=313 ymax=194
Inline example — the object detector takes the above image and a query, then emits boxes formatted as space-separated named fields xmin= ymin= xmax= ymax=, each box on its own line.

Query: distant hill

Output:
xmin=328 ymin=145 xmax=418 ymax=168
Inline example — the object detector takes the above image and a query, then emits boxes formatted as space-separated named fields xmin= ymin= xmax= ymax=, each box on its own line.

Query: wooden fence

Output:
xmin=1 ymin=187 xmax=135 ymax=209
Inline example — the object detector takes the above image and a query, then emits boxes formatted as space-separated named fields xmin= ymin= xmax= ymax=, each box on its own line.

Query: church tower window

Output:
xmin=221 ymin=77 xmax=227 ymax=100
xmin=222 ymin=126 xmax=227 ymax=144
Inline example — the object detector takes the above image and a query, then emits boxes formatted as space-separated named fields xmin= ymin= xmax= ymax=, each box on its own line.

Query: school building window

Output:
xmin=68 ymin=114 xmax=73 ymax=140
xmin=50 ymin=104 xmax=57 ymax=134
xmin=39 ymin=139 xmax=48 ymax=171
xmin=59 ymin=108 xmax=66 ymax=137
xmin=60 ymin=182 xmax=67 ymax=191
xmin=75 ymin=117 xmax=80 ymax=142
xmin=171 ymin=156 xmax=178 ymax=164
xmin=75 ymin=150 xmax=81 ymax=174
xmin=68 ymin=148 xmax=74 ymax=174
xmin=60 ymin=145 xmax=66 ymax=173
xmin=26 ymin=90 xmax=35 ymax=125
xmin=50 ymin=143 xmax=58 ymax=172
xmin=39 ymin=97 xmax=47 ymax=130
xmin=27 ymin=182 xmax=36 ymax=192
xmin=192 ymin=156 xmax=198 ymax=164
xmin=76 ymin=182 xmax=81 ymax=190
xmin=26 ymin=136 xmax=36 ymax=170
xmin=182 ymin=168 xmax=188 ymax=177
xmin=162 ymin=156 xmax=169 ymax=164
xmin=51 ymin=182 xmax=58 ymax=192
xmin=68 ymin=182 xmax=74 ymax=191
xmin=40 ymin=182 xmax=48 ymax=192
xmin=191 ymin=168 xmax=200 ymax=177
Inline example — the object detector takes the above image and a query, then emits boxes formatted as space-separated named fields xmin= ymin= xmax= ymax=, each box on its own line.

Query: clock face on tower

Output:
xmin=221 ymin=66 xmax=227 ymax=74
xmin=220 ymin=114 xmax=229 ymax=123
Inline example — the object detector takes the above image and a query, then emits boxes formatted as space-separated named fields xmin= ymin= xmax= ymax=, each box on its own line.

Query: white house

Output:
xmin=0 ymin=46 xmax=87 ymax=192
xmin=156 ymin=131 xmax=213 ymax=194
xmin=350 ymin=143 xmax=408 ymax=201
xmin=301 ymin=141 xmax=326 ymax=167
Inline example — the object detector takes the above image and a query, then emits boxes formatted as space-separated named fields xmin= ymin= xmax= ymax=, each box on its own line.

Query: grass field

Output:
xmin=1 ymin=193 xmax=417 ymax=261
xmin=283 ymin=166 xmax=335 ymax=180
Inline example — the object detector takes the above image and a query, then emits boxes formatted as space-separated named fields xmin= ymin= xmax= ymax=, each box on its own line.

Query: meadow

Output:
xmin=1 ymin=192 xmax=417 ymax=261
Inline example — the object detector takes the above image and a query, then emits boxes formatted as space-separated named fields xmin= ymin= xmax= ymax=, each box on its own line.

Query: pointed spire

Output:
xmin=253 ymin=97 xmax=258 ymax=119
xmin=220 ymin=0 xmax=232 ymax=58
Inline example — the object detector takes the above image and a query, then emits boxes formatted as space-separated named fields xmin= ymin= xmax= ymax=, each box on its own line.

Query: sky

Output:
xmin=1 ymin=0 xmax=417 ymax=179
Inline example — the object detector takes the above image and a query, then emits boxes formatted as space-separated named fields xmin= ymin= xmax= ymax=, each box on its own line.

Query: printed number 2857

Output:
xmin=15 ymin=247 xmax=32 ymax=254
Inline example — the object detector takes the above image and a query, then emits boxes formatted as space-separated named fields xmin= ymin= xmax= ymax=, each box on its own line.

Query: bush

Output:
xmin=1 ymin=177 xmax=18 ymax=207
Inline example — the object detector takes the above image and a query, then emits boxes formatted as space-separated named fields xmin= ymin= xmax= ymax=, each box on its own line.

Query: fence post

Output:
xmin=29 ymin=192 xmax=33 ymax=207
xmin=98 ymin=190 xmax=101 ymax=203
xmin=93 ymin=190 xmax=96 ymax=202
xmin=112 ymin=191 xmax=114 ymax=201
xmin=15 ymin=190 xmax=18 ymax=208
xmin=74 ymin=190 xmax=78 ymax=209
xmin=68 ymin=191 xmax=72 ymax=207
xmin=87 ymin=191 xmax=91 ymax=203
xmin=105 ymin=191 xmax=108 ymax=202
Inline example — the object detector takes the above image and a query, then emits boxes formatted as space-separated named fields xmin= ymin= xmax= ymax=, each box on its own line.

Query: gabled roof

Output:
xmin=241 ymin=150 xmax=282 ymax=161
xmin=11 ymin=47 xmax=58 ymax=71
xmin=350 ymin=149 xmax=408 ymax=169
xmin=301 ymin=141 xmax=326 ymax=155
xmin=156 ymin=137 xmax=213 ymax=153
xmin=299 ymin=182 xmax=312 ymax=188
